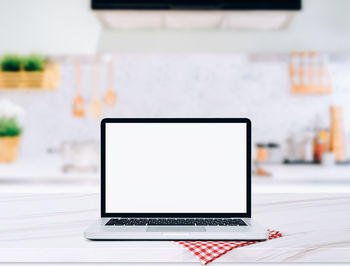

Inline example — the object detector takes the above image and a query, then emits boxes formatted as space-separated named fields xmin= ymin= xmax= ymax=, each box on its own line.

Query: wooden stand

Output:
xmin=0 ymin=63 xmax=59 ymax=90
xmin=289 ymin=52 xmax=331 ymax=94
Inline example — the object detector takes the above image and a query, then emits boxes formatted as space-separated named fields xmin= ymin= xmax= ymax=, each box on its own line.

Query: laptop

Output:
xmin=84 ymin=118 xmax=268 ymax=240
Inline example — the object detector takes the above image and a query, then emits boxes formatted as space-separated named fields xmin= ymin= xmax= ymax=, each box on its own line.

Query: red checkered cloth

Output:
xmin=175 ymin=229 xmax=282 ymax=265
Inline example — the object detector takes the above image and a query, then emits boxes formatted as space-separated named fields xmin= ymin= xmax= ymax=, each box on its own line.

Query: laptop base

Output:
xmin=85 ymin=218 xmax=268 ymax=240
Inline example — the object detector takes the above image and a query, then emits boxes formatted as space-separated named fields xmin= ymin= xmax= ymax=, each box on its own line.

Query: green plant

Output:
xmin=23 ymin=54 xmax=46 ymax=71
xmin=0 ymin=117 xmax=22 ymax=137
xmin=0 ymin=54 xmax=22 ymax=72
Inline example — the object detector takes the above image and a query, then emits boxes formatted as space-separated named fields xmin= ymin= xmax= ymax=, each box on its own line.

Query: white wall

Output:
xmin=0 ymin=0 xmax=350 ymax=54
xmin=0 ymin=0 xmax=100 ymax=55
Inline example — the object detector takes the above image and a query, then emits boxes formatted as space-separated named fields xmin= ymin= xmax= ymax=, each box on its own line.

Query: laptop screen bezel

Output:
xmin=101 ymin=118 xmax=251 ymax=218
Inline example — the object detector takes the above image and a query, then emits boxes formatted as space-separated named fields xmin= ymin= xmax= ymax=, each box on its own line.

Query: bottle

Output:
xmin=330 ymin=106 xmax=346 ymax=162
xmin=315 ymin=138 xmax=325 ymax=163
xmin=285 ymin=133 xmax=297 ymax=162
xmin=318 ymin=129 xmax=329 ymax=151
xmin=267 ymin=143 xmax=281 ymax=163
xmin=314 ymin=129 xmax=329 ymax=163
xmin=256 ymin=144 xmax=268 ymax=162
xmin=302 ymin=130 xmax=314 ymax=162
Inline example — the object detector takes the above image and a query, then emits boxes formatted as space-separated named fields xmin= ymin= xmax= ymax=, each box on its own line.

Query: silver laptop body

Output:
xmin=85 ymin=118 xmax=268 ymax=240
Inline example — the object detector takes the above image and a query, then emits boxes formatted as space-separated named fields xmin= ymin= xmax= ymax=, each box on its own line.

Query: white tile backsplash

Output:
xmin=1 ymin=53 xmax=350 ymax=158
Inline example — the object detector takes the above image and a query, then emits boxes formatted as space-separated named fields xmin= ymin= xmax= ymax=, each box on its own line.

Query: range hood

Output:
xmin=93 ymin=0 xmax=301 ymax=30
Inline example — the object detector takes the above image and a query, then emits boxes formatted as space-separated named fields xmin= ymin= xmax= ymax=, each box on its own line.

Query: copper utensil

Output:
xmin=104 ymin=59 xmax=117 ymax=106
xmin=90 ymin=63 xmax=102 ymax=118
xmin=73 ymin=62 xmax=85 ymax=117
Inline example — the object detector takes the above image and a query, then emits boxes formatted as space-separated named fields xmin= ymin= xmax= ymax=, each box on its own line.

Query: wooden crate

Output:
xmin=0 ymin=63 xmax=60 ymax=90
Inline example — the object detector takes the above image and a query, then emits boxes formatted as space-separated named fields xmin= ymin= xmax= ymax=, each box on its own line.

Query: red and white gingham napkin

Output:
xmin=175 ymin=229 xmax=282 ymax=265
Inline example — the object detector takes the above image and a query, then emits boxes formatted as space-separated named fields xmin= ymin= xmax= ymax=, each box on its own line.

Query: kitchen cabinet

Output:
xmin=1 ymin=157 xmax=350 ymax=193
xmin=0 ymin=156 xmax=98 ymax=193
xmin=253 ymin=164 xmax=350 ymax=193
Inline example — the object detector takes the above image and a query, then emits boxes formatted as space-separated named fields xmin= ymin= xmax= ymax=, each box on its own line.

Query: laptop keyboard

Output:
xmin=105 ymin=218 xmax=247 ymax=226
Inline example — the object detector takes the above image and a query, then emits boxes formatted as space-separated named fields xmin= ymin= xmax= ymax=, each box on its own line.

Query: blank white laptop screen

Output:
xmin=105 ymin=122 xmax=247 ymax=213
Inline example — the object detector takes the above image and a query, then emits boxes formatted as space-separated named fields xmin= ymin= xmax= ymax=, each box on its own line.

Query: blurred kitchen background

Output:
xmin=1 ymin=0 xmax=350 ymax=193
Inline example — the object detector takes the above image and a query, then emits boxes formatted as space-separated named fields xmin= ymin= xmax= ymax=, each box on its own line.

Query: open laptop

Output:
xmin=84 ymin=118 xmax=268 ymax=240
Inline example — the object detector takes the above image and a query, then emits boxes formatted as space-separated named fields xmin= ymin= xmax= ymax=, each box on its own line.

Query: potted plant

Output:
xmin=0 ymin=54 xmax=23 ymax=88
xmin=0 ymin=53 xmax=59 ymax=90
xmin=22 ymin=54 xmax=47 ymax=88
xmin=0 ymin=100 xmax=23 ymax=163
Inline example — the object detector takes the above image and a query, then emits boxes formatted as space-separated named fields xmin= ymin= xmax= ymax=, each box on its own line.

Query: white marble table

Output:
xmin=0 ymin=193 xmax=349 ymax=263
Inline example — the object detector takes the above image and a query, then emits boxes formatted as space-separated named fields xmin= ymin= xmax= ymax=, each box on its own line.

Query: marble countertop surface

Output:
xmin=0 ymin=193 xmax=349 ymax=263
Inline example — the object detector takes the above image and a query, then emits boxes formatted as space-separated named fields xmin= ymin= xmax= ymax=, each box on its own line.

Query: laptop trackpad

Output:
xmin=147 ymin=226 xmax=206 ymax=232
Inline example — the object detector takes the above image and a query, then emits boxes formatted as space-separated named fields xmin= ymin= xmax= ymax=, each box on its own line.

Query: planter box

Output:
xmin=0 ymin=136 xmax=20 ymax=163
xmin=0 ymin=63 xmax=59 ymax=90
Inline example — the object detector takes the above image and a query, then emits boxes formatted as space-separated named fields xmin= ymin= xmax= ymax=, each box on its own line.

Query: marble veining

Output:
xmin=0 ymin=193 xmax=349 ymax=263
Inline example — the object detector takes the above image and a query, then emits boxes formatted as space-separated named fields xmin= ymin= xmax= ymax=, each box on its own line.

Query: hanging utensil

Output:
xmin=90 ymin=62 xmax=102 ymax=118
xmin=73 ymin=62 xmax=85 ymax=117
xmin=104 ymin=59 xmax=117 ymax=106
